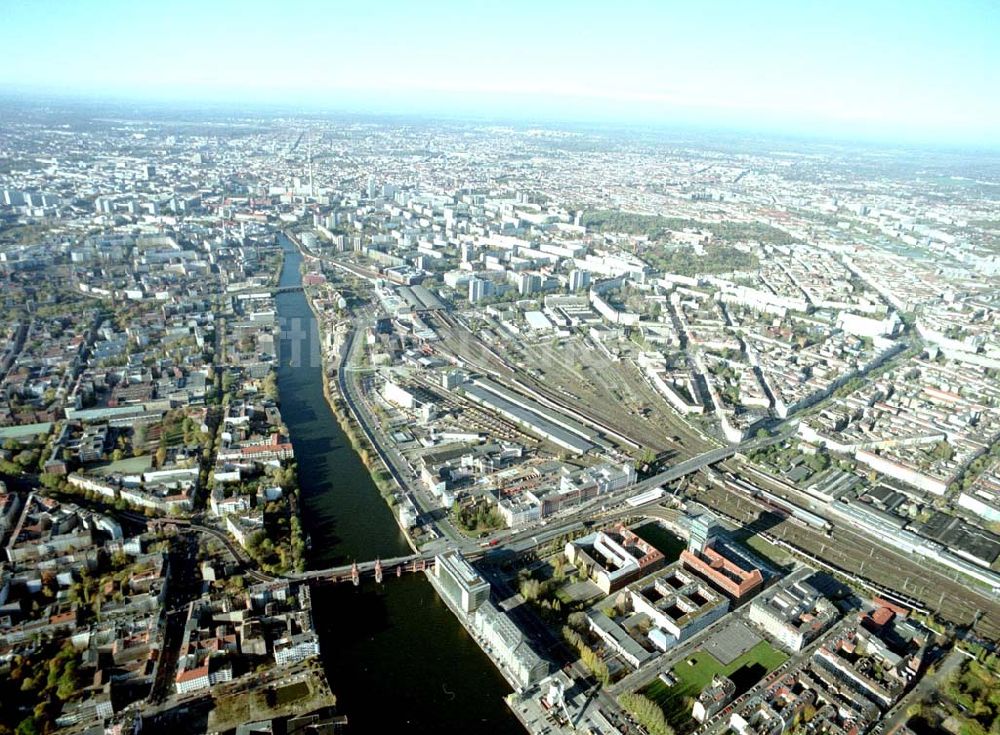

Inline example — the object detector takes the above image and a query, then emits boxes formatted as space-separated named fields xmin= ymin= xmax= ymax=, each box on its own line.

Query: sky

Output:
xmin=1 ymin=0 xmax=998 ymax=144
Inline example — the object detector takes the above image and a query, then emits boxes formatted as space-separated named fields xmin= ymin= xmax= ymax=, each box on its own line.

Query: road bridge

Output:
xmin=130 ymin=436 xmax=770 ymax=588
xmin=227 ymin=284 xmax=304 ymax=296
xmin=290 ymin=553 xmax=433 ymax=584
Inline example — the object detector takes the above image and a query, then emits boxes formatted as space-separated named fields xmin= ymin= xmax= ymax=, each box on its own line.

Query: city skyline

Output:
xmin=2 ymin=0 xmax=998 ymax=146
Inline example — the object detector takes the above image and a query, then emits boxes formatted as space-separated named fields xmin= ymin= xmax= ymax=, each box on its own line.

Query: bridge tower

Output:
xmin=374 ymin=558 xmax=383 ymax=584
xmin=351 ymin=561 xmax=360 ymax=587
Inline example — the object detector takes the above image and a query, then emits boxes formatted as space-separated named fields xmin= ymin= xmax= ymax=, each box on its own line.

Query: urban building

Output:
xmin=472 ymin=600 xmax=549 ymax=690
xmin=434 ymin=551 xmax=490 ymax=614
xmin=628 ymin=564 xmax=729 ymax=651
xmin=748 ymin=573 xmax=838 ymax=652
xmin=693 ymin=675 xmax=736 ymax=723
xmin=680 ymin=546 xmax=763 ymax=601
xmin=565 ymin=524 xmax=665 ymax=594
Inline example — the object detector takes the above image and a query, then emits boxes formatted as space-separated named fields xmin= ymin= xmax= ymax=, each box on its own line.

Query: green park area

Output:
xmin=909 ymin=650 xmax=1000 ymax=735
xmin=642 ymin=641 xmax=788 ymax=731
xmin=743 ymin=535 xmax=792 ymax=567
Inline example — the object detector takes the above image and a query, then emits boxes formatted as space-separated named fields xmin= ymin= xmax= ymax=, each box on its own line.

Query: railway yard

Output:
xmin=427 ymin=310 xmax=713 ymax=456
xmin=692 ymin=468 xmax=1000 ymax=639
xmin=356 ymin=285 xmax=1000 ymax=643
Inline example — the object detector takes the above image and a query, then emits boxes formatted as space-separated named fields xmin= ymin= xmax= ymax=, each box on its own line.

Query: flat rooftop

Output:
xmin=463 ymin=383 xmax=594 ymax=454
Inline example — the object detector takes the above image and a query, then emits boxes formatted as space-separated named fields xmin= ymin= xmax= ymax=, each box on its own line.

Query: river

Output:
xmin=274 ymin=236 xmax=522 ymax=733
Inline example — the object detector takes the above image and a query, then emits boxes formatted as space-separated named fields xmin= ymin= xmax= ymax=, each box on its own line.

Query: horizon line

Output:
xmin=1 ymin=84 xmax=999 ymax=153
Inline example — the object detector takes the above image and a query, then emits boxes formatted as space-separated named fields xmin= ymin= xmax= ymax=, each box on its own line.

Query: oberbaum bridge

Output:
xmin=144 ymin=438 xmax=765 ymax=588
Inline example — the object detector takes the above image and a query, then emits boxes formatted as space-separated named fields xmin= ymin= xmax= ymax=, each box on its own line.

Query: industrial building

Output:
xmin=585 ymin=609 xmax=654 ymax=669
xmin=461 ymin=377 xmax=597 ymax=454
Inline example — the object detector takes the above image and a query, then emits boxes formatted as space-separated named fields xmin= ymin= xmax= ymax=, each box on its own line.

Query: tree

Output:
xmin=520 ymin=578 xmax=545 ymax=602
xmin=56 ymin=660 xmax=80 ymax=700
xmin=619 ymin=693 xmax=675 ymax=735
xmin=580 ymin=647 xmax=610 ymax=686
xmin=39 ymin=473 xmax=61 ymax=490
xmin=932 ymin=440 xmax=954 ymax=462
xmin=806 ymin=453 xmax=830 ymax=472
xmin=262 ymin=372 xmax=280 ymax=401
xmin=0 ymin=459 xmax=21 ymax=477
xmin=14 ymin=449 xmax=39 ymax=469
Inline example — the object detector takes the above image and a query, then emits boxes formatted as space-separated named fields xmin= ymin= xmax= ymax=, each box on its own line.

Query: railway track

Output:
xmin=434 ymin=318 xmax=701 ymax=456
xmin=695 ymin=482 xmax=1000 ymax=639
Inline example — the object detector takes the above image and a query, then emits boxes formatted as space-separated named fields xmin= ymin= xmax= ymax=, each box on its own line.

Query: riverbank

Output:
xmin=284 ymin=229 xmax=417 ymax=553
xmin=424 ymin=569 xmax=526 ymax=694
xmin=272 ymin=233 xmax=523 ymax=734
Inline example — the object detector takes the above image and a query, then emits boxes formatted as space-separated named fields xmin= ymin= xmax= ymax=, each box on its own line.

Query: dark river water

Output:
xmin=274 ymin=236 xmax=522 ymax=734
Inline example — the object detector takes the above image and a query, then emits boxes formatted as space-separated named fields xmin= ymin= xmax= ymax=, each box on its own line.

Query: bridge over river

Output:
xmin=133 ymin=426 xmax=788 ymax=588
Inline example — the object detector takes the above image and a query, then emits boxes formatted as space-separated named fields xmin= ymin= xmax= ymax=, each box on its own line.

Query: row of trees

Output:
xmin=618 ymin=692 xmax=675 ymax=735
xmin=562 ymin=625 xmax=611 ymax=686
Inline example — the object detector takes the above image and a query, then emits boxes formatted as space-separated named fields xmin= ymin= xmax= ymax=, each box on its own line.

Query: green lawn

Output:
xmin=633 ymin=522 xmax=687 ymax=563
xmin=744 ymin=535 xmax=792 ymax=566
xmin=642 ymin=641 xmax=788 ymax=730
xmin=274 ymin=680 xmax=311 ymax=705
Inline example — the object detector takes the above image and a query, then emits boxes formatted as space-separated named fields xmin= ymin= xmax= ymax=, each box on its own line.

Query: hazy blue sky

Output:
xmin=2 ymin=0 xmax=997 ymax=143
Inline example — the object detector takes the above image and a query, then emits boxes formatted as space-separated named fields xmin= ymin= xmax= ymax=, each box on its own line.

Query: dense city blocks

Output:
xmin=1 ymin=11 xmax=999 ymax=733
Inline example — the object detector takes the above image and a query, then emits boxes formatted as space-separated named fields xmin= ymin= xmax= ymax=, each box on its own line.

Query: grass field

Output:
xmin=90 ymin=454 xmax=153 ymax=476
xmin=275 ymin=680 xmax=311 ymax=705
xmin=642 ymin=640 xmax=788 ymax=730
xmin=744 ymin=535 xmax=792 ymax=566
